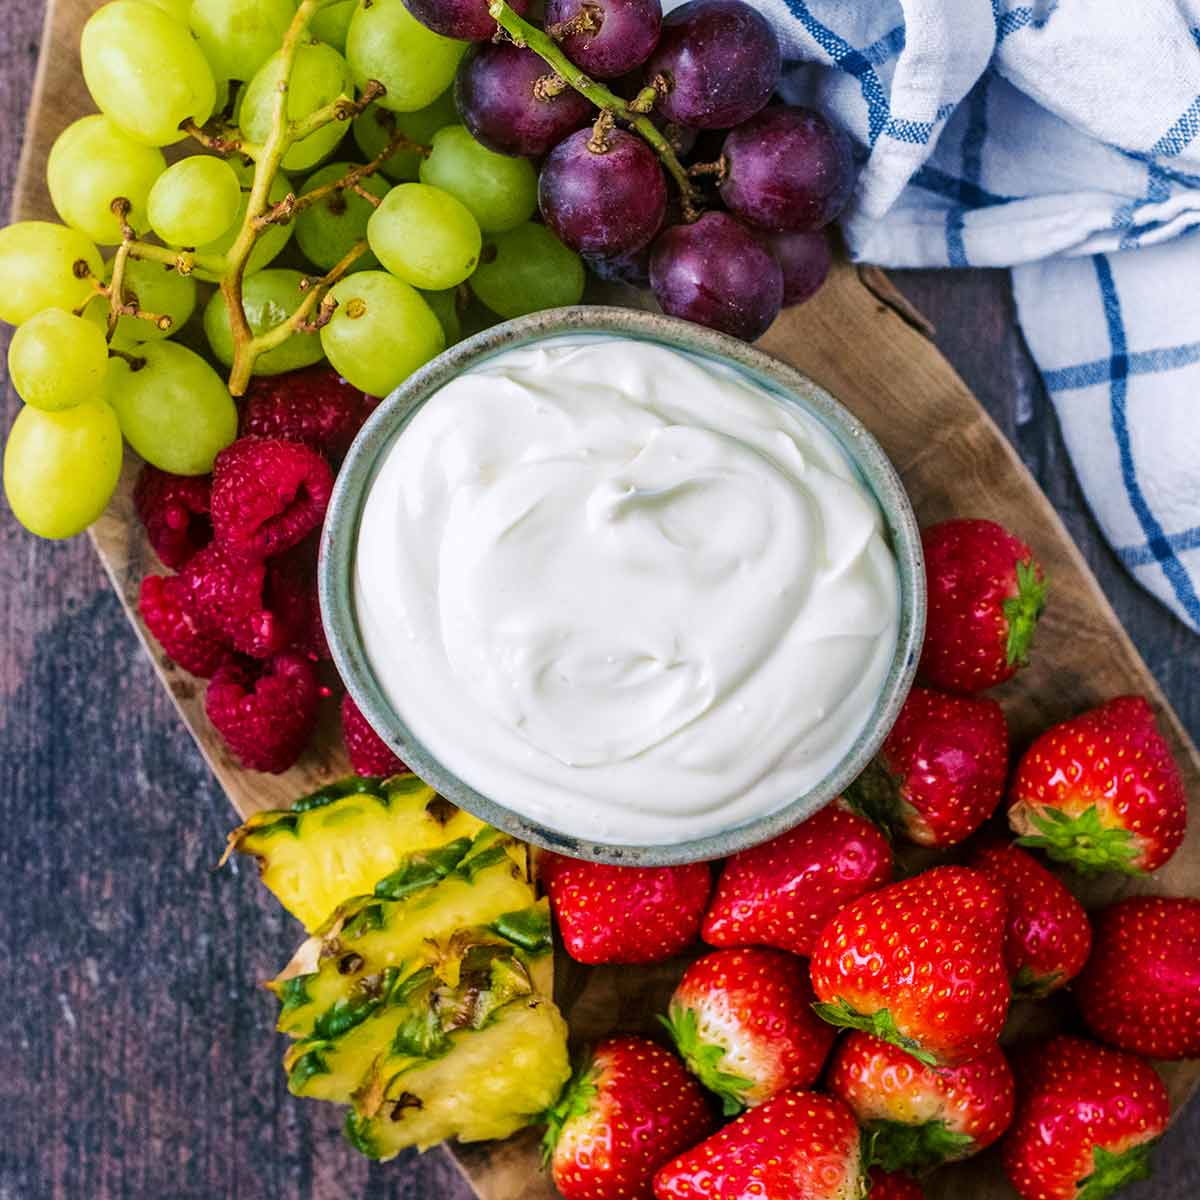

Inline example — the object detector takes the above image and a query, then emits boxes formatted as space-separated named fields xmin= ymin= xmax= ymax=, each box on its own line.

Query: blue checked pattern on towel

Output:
xmin=709 ymin=0 xmax=1200 ymax=631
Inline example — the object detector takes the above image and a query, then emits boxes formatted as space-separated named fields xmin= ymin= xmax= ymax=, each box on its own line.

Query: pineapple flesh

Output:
xmin=270 ymin=835 xmax=536 ymax=1040
xmin=224 ymin=773 xmax=487 ymax=931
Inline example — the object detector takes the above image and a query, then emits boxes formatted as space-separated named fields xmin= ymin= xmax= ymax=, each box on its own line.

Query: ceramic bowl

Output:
xmin=320 ymin=306 xmax=925 ymax=865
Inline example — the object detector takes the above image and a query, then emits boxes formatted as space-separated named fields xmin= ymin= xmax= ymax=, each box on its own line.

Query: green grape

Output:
xmin=203 ymin=269 xmax=326 ymax=376
xmin=352 ymin=90 xmax=458 ymax=182
xmin=200 ymin=172 xmax=295 ymax=272
xmin=46 ymin=116 xmax=165 ymax=246
xmin=190 ymin=0 xmax=294 ymax=84
xmin=346 ymin=0 xmax=467 ymax=114
xmin=147 ymin=156 xmax=242 ymax=247
xmin=420 ymin=289 xmax=462 ymax=346
xmin=3 ymin=400 xmax=124 ymax=539
xmin=241 ymin=43 xmax=354 ymax=173
xmin=312 ymin=0 xmax=357 ymax=51
xmin=104 ymin=342 xmax=237 ymax=474
xmin=81 ymin=0 xmax=217 ymax=146
xmin=9 ymin=310 xmax=111 ymax=413
xmin=295 ymin=163 xmax=387 ymax=272
xmin=83 ymin=256 xmax=199 ymax=348
xmin=320 ymin=272 xmax=444 ymax=396
xmin=420 ymin=125 xmax=537 ymax=234
xmin=469 ymin=222 xmax=585 ymax=319
xmin=367 ymin=183 xmax=481 ymax=290
xmin=136 ymin=0 xmax=191 ymax=18
xmin=0 ymin=222 xmax=104 ymax=328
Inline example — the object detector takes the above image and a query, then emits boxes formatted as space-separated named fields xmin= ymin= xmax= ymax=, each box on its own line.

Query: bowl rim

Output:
xmin=320 ymin=305 xmax=925 ymax=865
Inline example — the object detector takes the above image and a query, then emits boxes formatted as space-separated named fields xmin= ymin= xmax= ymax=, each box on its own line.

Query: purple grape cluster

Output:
xmin=407 ymin=0 xmax=856 ymax=341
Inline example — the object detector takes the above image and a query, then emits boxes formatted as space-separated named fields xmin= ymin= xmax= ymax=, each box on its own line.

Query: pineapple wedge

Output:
xmin=285 ymin=902 xmax=556 ymax=1104
xmin=223 ymin=773 xmax=488 ymax=931
xmin=345 ymin=970 xmax=571 ymax=1156
xmin=269 ymin=831 xmax=535 ymax=1040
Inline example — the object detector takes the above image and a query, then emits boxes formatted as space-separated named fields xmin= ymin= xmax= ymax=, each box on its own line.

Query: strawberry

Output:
xmin=1007 ymin=695 xmax=1186 ymax=874
xmin=1002 ymin=1035 xmax=1168 ymax=1200
xmin=847 ymin=686 xmax=1008 ymax=847
xmin=654 ymin=1089 xmax=866 ymax=1200
xmin=545 ymin=1036 xmax=715 ymax=1200
xmin=662 ymin=948 xmax=836 ymax=1114
xmin=867 ymin=1169 xmax=924 ymax=1200
xmin=541 ymin=854 xmax=711 ymax=965
xmin=919 ymin=518 xmax=1046 ymax=694
xmin=810 ymin=865 xmax=1010 ymax=1066
xmin=1075 ymin=895 xmax=1200 ymax=1060
xmin=702 ymin=802 xmax=892 ymax=956
xmin=828 ymin=1032 xmax=1014 ymax=1173
xmin=971 ymin=843 xmax=1092 ymax=998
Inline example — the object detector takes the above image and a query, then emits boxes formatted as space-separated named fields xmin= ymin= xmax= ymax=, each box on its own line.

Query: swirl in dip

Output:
xmin=354 ymin=337 xmax=900 ymax=844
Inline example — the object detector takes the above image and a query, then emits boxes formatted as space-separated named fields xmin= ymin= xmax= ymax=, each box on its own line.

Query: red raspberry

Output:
xmin=342 ymin=693 xmax=406 ymax=777
xmin=211 ymin=436 xmax=334 ymax=562
xmin=239 ymin=366 xmax=379 ymax=460
xmin=180 ymin=543 xmax=292 ymax=659
xmin=269 ymin=543 xmax=330 ymax=661
xmin=133 ymin=465 xmax=212 ymax=569
xmin=205 ymin=651 xmax=319 ymax=774
xmin=138 ymin=574 xmax=231 ymax=677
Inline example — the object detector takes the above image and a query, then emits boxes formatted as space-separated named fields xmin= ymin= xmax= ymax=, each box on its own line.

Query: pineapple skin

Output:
xmin=224 ymin=774 xmax=487 ymax=932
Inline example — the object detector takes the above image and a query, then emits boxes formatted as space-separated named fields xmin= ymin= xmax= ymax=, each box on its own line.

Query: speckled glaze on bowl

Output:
xmin=320 ymin=306 xmax=924 ymax=866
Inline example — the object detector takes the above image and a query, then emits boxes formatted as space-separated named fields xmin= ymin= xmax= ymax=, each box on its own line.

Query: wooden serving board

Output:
xmin=15 ymin=3 xmax=1200 ymax=1198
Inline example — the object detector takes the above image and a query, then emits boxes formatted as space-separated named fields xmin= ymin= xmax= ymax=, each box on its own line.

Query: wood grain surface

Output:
xmin=1 ymin=3 xmax=1198 ymax=1199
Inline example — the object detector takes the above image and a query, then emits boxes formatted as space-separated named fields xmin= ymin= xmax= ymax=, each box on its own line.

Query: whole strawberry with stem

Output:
xmin=1002 ymin=1035 xmax=1168 ymax=1200
xmin=653 ymin=1089 xmax=866 ymax=1200
xmin=847 ymin=686 xmax=1008 ymax=847
xmin=867 ymin=1168 xmax=925 ymax=1200
xmin=919 ymin=518 xmax=1046 ymax=694
xmin=545 ymin=1036 xmax=715 ymax=1200
xmin=810 ymin=865 xmax=1010 ymax=1067
xmin=1008 ymin=695 xmax=1186 ymax=874
xmin=702 ymin=801 xmax=892 ymax=956
xmin=1076 ymin=895 xmax=1200 ymax=1060
xmin=541 ymin=853 xmax=711 ymax=964
xmin=662 ymin=948 xmax=835 ymax=1115
xmin=971 ymin=843 xmax=1092 ymax=998
xmin=828 ymin=1032 xmax=1014 ymax=1174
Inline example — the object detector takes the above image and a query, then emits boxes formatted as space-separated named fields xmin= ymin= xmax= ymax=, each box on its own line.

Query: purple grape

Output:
xmin=768 ymin=229 xmax=832 ymax=306
xmin=649 ymin=212 xmax=782 ymax=340
xmin=644 ymin=0 xmax=781 ymax=130
xmin=544 ymin=0 xmax=663 ymax=79
xmin=402 ymin=0 xmax=532 ymax=41
xmin=539 ymin=127 xmax=668 ymax=256
xmin=719 ymin=106 xmax=855 ymax=232
xmin=455 ymin=42 xmax=593 ymax=158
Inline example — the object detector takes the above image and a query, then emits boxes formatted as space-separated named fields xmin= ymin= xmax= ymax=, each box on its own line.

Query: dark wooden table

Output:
xmin=0 ymin=8 xmax=1196 ymax=1199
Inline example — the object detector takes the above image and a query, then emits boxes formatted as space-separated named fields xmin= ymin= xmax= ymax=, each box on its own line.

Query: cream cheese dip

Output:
xmin=354 ymin=337 xmax=900 ymax=844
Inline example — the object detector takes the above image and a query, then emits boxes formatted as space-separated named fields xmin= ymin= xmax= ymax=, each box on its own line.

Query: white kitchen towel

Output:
xmin=744 ymin=0 xmax=1200 ymax=631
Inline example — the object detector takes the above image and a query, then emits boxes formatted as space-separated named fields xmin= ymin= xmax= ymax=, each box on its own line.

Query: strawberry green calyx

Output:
xmin=1013 ymin=964 xmax=1062 ymax=1001
xmin=865 ymin=1118 xmax=975 ymax=1176
xmin=1013 ymin=804 xmax=1142 ymax=875
xmin=1002 ymin=558 xmax=1047 ymax=667
xmin=540 ymin=1056 xmax=599 ymax=1162
xmin=810 ymin=999 xmax=940 ymax=1068
xmin=1075 ymin=1140 xmax=1159 ymax=1200
xmin=660 ymin=1005 xmax=755 ymax=1117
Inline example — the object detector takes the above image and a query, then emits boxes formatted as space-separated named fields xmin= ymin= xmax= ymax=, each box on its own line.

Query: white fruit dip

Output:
xmin=354 ymin=337 xmax=900 ymax=844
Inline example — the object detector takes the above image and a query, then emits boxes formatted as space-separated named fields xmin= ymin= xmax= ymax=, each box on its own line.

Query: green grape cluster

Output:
xmin=2 ymin=0 xmax=590 ymax=544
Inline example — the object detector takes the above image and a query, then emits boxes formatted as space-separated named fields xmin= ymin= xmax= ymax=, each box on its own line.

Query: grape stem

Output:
xmin=487 ymin=0 xmax=702 ymax=220
xmin=180 ymin=119 xmax=260 ymax=160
